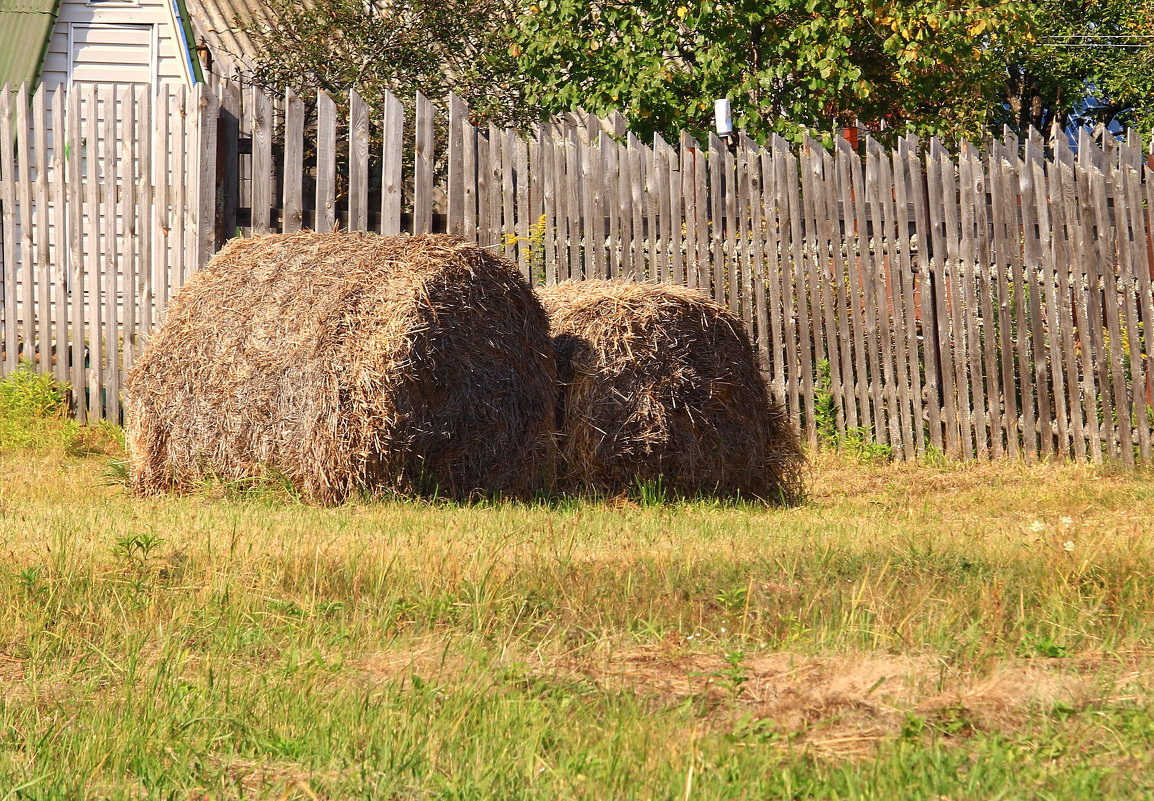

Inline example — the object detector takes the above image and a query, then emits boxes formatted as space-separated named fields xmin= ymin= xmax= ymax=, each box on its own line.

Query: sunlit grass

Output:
xmin=1 ymin=400 xmax=1153 ymax=798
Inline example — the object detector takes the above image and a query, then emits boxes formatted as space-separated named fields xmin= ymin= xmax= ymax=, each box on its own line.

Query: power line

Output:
xmin=1039 ymin=44 xmax=1150 ymax=49
xmin=1040 ymin=37 xmax=1154 ymax=42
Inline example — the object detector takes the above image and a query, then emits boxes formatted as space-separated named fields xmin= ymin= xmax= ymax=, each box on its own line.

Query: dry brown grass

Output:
xmin=126 ymin=232 xmax=557 ymax=504
xmin=538 ymin=280 xmax=804 ymax=503
xmin=557 ymin=647 xmax=1141 ymax=754
xmin=346 ymin=638 xmax=1153 ymax=761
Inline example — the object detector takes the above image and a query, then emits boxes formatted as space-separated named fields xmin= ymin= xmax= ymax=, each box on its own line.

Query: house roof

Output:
xmin=0 ymin=0 xmax=62 ymax=89
xmin=184 ymin=0 xmax=280 ymax=78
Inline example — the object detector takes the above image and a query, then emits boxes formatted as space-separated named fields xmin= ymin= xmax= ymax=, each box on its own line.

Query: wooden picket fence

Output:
xmin=2 ymin=78 xmax=1154 ymax=463
xmin=0 ymin=81 xmax=214 ymax=423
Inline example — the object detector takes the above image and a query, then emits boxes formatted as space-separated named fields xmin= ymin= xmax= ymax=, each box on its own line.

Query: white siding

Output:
xmin=70 ymin=23 xmax=155 ymax=84
xmin=39 ymin=0 xmax=195 ymax=90
xmin=30 ymin=0 xmax=197 ymax=263
xmin=10 ymin=0 xmax=202 ymax=378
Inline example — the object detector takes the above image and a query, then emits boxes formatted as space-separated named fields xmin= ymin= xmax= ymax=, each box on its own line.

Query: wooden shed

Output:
xmin=0 ymin=0 xmax=203 ymax=92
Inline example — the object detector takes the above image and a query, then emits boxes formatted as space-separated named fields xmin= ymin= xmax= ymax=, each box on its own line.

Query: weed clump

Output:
xmin=813 ymin=359 xmax=893 ymax=463
xmin=0 ymin=362 xmax=123 ymax=457
xmin=0 ymin=362 xmax=69 ymax=450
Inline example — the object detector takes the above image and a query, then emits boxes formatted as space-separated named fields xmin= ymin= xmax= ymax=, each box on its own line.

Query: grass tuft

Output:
xmin=0 ymin=361 xmax=70 ymax=449
xmin=0 ymin=363 xmax=122 ymax=459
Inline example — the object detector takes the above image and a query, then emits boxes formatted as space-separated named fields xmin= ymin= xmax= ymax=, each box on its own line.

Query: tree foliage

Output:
xmin=511 ymin=0 xmax=1026 ymax=144
xmin=1000 ymin=0 xmax=1154 ymax=138
xmin=238 ymin=0 xmax=530 ymax=125
xmin=237 ymin=0 xmax=1153 ymax=146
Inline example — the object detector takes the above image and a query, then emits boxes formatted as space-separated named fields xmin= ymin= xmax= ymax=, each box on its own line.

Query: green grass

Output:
xmin=2 ymin=368 xmax=1154 ymax=798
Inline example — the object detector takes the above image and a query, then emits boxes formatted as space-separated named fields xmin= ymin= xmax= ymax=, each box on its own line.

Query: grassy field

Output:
xmin=2 ymin=375 xmax=1154 ymax=798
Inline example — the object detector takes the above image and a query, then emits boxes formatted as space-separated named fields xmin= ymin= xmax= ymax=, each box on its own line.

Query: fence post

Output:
xmin=249 ymin=86 xmax=272 ymax=235
xmin=0 ymin=84 xmax=17 ymax=376
xmin=412 ymin=92 xmax=434 ymax=235
xmin=348 ymin=88 xmax=370 ymax=232
xmin=380 ymin=91 xmax=404 ymax=236
xmin=447 ymin=94 xmax=467 ymax=236
xmin=216 ymin=80 xmax=241 ymax=245
xmin=315 ymin=90 xmax=337 ymax=234
xmin=15 ymin=85 xmax=34 ymax=363
xmin=64 ymin=86 xmax=85 ymax=418
xmin=282 ymin=88 xmax=304 ymax=233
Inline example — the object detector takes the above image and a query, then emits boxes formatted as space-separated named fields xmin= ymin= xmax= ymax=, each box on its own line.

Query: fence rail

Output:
xmin=2 ymin=79 xmax=1153 ymax=463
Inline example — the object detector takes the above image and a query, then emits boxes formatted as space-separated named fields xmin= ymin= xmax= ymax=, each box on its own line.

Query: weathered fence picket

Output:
xmin=413 ymin=93 xmax=434 ymax=235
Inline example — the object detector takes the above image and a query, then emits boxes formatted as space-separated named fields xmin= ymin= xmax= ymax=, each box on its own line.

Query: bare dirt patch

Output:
xmin=0 ymin=653 xmax=26 ymax=700
xmin=349 ymin=639 xmax=1152 ymax=759
xmin=552 ymin=647 xmax=1153 ymax=757
xmin=350 ymin=640 xmax=473 ymax=683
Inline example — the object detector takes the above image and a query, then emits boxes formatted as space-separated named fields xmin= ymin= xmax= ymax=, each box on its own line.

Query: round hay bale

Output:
xmin=538 ymin=279 xmax=804 ymax=503
xmin=126 ymin=232 xmax=557 ymax=504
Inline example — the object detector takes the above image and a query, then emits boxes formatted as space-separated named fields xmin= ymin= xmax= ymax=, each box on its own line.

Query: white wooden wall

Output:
xmin=13 ymin=0 xmax=200 ymax=304
xmin=40 ymin=0 xmax=197 ymax=90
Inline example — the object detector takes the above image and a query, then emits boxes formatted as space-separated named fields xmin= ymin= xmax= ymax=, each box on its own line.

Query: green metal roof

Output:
xmin=0 ymin=0 xmax=61 ymax=90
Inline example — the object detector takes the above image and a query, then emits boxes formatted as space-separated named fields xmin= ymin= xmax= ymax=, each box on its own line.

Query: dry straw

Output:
xmin=538 ymin=279 xmax=804 ymax=503
xmin=126 ymin=232 xmax=557 ymax=504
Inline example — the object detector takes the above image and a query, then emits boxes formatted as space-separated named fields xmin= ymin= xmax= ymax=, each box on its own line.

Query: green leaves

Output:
xmin=236 ymin=0 xmax=1151 ymax=146
xmin=994 ymin=0 xmax=1154 ymax=139
xmin=512 ymin=0 xmax=1026 ymax=144
xmin=239 ymin=0 xmax=535 ymax=128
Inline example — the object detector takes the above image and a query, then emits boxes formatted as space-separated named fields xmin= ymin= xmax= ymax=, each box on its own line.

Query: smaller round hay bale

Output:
xmin=538 ymin=279 xmax=803 ymax=503
xmin=126 ymin=232 xmax=557 ymax=504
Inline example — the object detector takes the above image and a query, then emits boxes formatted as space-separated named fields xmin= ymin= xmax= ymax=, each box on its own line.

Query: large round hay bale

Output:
xmin=538 ymin=279 xmax=804 ymax=503
xmin=126 ymin=232 xmax=557 ymax=504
